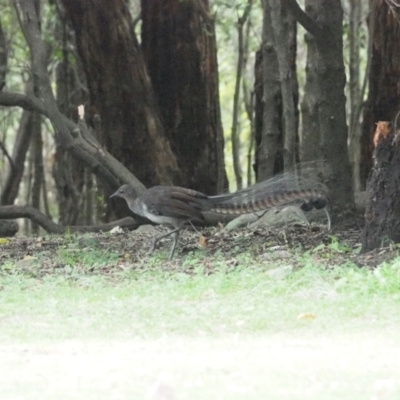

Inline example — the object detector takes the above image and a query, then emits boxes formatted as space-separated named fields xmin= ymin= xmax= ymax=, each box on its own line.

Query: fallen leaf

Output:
xmin=198 ymin=235 xmax=207 ymax=247
xmin=297 ymin=312 xmax=316 ymax=320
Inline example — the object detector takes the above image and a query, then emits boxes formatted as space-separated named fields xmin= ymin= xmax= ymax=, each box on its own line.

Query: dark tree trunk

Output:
xmin=270 ymin=0 xmax=298 ymax=173
xmin=0 ymin=220 xmax=18 ymax=237
xmin=361 ymin=122 xmax=400 ymax=252
xmin=254 ymin=2 xmax=298 ymax=181
xmin=30 ymin=112 xmax=43 ymax=234
xmin=53 ymin=16 xmax=86 ymax=226
xmin=360 ymin=1 xmax=400 ymax=188
xmin=140 ymin=0 xmax=227 ymax=194
xmin=300 ymin=32 xmax=321 ymax=162
xmin=28 ymin=0 xmax=43 ymax=234
xmin=62 ymin=0 xmax=181 ymax=188
xmin=0 ymin=18 xmax=6 ymax=90
xmin=288 ymin=0 xmax=354 ymax=216
xmin=0 ymin=110 xmax=33 ymax=205
xmin=348 ymin=0 xmax=363 ymax=192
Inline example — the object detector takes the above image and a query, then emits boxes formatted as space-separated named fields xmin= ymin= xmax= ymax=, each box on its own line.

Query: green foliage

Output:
xmin=57 ymin=247 xmax=119 ymax=270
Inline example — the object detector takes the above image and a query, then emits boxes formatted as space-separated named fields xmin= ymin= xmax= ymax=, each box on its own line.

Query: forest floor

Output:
xmin=1 ymin=222 xmax=400 ymax=400
xmin=0 ymin=220 xmax=397 ymax=275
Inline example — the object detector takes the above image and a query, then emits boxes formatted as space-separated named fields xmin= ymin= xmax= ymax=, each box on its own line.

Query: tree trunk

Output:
xmin=256 ymin=0 xmax=283 ymax=181
xmin=53 ymin=15 xmax=86 ymax=226
xmin=361 ymin=122 xmax=400 ymax=252
xmin=229 ymin=3 xmax=251 ymax=190
xmin=269 ymin=0 xmax=297 ymax=173
xmin=141 ymin=0 xmax=227 ymax=194
xmin=288 ymin=0 xmax=354 ymax=216
xmin=0 ymin=110 xmax=33 ymax=205
xmin=348 ymin=0 xmax=363 ymax=192
xmin=30 ymin=112 xmax=43 ymax=234
xmin=62 ymin=0 xmax=181 ymax=188
xmin=360 ymin=1 xmax=400 ymax=187
xmin=300 ymin=32 xmax=321 ymax=163
xmin=0 ymin=18 xmax=6 ymax=90
xmin=255 ymin=1 xmax=298 ymax=181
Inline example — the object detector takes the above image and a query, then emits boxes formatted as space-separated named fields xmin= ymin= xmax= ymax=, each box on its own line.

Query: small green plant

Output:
xmin=57 ymin=247 xmax=119 ymax=270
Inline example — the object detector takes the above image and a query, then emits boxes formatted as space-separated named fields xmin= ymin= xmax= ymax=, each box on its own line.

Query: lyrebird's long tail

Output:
xmin=204 ymin=169 xmax=330 ymax=228
xmin=208 ymin=188 xmax=326 ymax=215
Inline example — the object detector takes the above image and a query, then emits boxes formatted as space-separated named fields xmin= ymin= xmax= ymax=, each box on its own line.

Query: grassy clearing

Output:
xmin=0 ymin=239 xmax=400 ymax=399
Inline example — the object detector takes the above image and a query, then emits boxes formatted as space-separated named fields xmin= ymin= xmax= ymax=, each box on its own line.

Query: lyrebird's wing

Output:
xmin=141 ymin=186 xmax=207 ymax=222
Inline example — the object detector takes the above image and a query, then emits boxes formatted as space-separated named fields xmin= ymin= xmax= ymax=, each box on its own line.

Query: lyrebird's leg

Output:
xmin=168 ymin=230 xmax=180 ymax=261
xmin=150 ymin=228 xmax=181 ymax=258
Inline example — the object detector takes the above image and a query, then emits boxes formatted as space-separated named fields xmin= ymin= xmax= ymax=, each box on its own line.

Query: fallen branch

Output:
xmin=0 ymin=205 xmax=140 ymax=234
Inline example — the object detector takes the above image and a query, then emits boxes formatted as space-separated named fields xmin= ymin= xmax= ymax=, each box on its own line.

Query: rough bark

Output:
xmin=300 ymin=32 xmax=321 ymax=162
xmin=62 ymin=0 xmax=181 ymax=188
xmin=53 ymin=20 xmax=86 ymax=226
xmin=287 ymin=0 xmax=354 ymax=215
xmin=361 ymin=122 xmax=400 ymax=251
xmin=360 ymin=1 xmax=400 ymax=187
xmin=255 ymin=1 xmax=298 ymax=180
xmin=348 ymin=0 xmax=363 ymax=192
xmin=269 ymin=0 xmax=297 ymax=173
xmin=31 ymin=0 xmax=44 ymax=233
xmin=30 ymin=112 xmax=43 ymax=234
xmin=141 ymin=0 xmax=227 ymax=194
xmin=0 ymin=220 xmax=18 ymax=237
xmin=256 ymin=0 xmax=283 ymax=180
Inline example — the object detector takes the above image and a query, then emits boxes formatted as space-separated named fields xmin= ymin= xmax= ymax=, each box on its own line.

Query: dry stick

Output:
xmin=0 ymin=205 xmax=140 ymax=234
xmin=230 ymin=0 xmax=253 ymax=190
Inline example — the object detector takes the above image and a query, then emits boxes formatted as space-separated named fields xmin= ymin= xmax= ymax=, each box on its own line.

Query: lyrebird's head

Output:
xmin=110 ymin=184 xmax=140 ymax=204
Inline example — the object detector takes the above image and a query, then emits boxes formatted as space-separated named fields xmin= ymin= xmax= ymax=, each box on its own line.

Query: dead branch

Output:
xmin=0 ymin=205 xmax=141 ymax=234
xmin=285 ymin=0 xmax=323 ymax=38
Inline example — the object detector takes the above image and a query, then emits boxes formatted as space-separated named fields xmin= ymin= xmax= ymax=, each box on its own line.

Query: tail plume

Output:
xmin=207 ymin=167 xmax=329 ymax=216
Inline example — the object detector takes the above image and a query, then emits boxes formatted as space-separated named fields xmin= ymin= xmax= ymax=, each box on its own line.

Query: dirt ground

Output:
xmin=0 ymin=220 xmax=398 ymax=275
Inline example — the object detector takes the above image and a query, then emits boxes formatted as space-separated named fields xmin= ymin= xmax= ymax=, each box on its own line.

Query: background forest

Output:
xmin=0 ymin=0 xmax=399 ymax=238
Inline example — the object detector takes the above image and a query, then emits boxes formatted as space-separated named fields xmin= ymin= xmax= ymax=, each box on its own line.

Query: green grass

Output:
xmin=0 ymin=258 xmax=399 ymax=340
xmin=0 ymin=249 xmax=400 ymax=399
